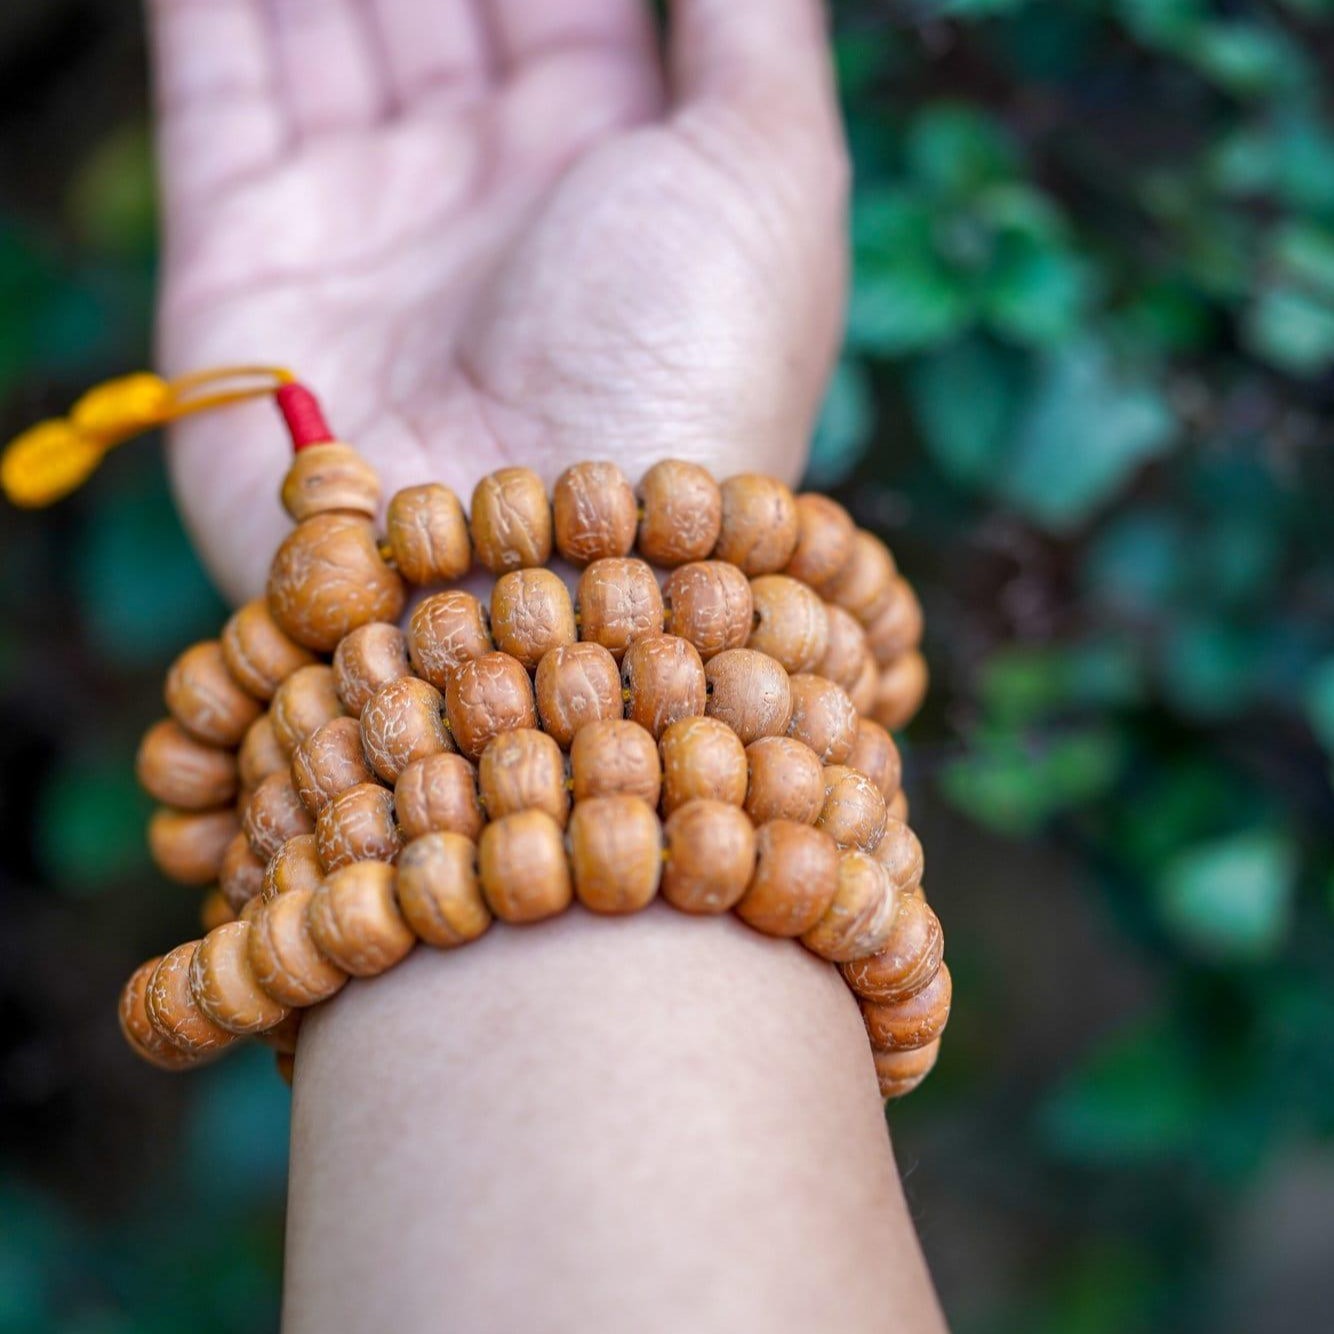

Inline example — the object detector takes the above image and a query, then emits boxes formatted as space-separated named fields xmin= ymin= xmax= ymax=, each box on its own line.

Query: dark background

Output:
xmin=3 ymin=2 xmax=1334 ymax=1330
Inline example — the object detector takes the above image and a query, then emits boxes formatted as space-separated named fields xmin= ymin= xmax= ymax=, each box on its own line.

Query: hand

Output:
xmin=152 ymin=0 xmax=848 ymax=603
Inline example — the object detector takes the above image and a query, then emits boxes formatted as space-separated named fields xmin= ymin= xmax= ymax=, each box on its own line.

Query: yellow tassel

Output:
xmin=1 ymin=419 xmax=106 ymax=509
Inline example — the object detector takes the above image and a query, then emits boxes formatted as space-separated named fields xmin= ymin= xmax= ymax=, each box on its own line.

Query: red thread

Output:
xmin=275 ymin=383 xmax=334 ymax=450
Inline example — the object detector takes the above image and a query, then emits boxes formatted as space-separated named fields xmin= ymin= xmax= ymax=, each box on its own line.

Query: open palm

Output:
xmin=152 ymin=0 xmax=848 ymax=602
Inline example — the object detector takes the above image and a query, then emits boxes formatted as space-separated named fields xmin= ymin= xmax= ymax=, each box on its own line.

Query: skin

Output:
xmin=150 ymin=2 xmax=947 ymax=1330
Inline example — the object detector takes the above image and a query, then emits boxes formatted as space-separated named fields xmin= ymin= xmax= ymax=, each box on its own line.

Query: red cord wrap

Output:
xmin=275 ymin=383 xmax=334 ymax=450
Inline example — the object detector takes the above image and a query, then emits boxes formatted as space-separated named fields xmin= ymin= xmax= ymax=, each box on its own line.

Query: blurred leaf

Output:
xmin=905 ymin=103 xmax=1019 ymax=196
xmin=1083 ymin=509 xmax=1188 ymax=614
xmin=1305 ymin=658 xmax=1334 ymax=755
xmin=1159 ymin=615 xmax=1264 ymax=719
xmin=67 ymin=123 xmax=157 ymax=257
xmin=808 ymin=357 xmax=874 ymax=487
xmin=978 ymin=641 xmax=1145 ymax=727
xmin=983 ymin=230 xmax=1092 ymax=346
xmin=1189 ymin=21 xmax=1309 ymax=98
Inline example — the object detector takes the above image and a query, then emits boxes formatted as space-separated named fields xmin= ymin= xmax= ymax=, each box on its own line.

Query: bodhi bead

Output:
xmin=262 ymin=833 xmax=325 ymax=900
xmin=569 ymin=718 xmax=661 ymax=806
xmin=621 ymin=633 xmax=706 ymax=739
xmin=148 ymin=807 xmax=239 ymax=886
xmin=316 ymin=782 xmax=403 ymax=870
xmin=280 ymin=442 xmax=380 ymax=521
xmin=659 ymin=716 xmax=748 ymax=813
xmin=478 ymin=728 xmax=569 ymax=827
xmin=662 ymin=561 xmax=752 ymax=660
xmin=714 ymin=474 xmax=800 ymax=575
xmin=784 ymin=493 xmax=855 ymax=589
xmin=888 ymin=789 xmax=909 ymax=824
xmin=384 ymin=482 xmax=470 ymax=585
xmin=747 ymin=575 xmax=829 ymax=674
xmin=704 ymin=648 xmax=792 ymax=745
xmin=823 ymin=530 xmax=897 ymax=626
xmin=333 ymin=622 xmax=412 ymax=717
xmin=865 ymin=577 xmax=924 ymax=665
xmin=201 ymin=890 xmax=237 ymax=933
xmin=220 ymin=598 xmax=317 ymax=701
xmin=165 ymin=640 xmax=262 ymax=748
xmin=220 ymin=830 xmax=266 ymax=911
xmin=244 ymin=772 xmax=315 ymax=861
xmin=533 ymin=642 xmax=623 ymax=748
xmin=360 ymin=676 xmax=452 ymax=783
xmin=189 ymin=921 xmax=290 ymax=1034
xmin=239 ymin=714 xmax=287 ymax=789
xmin=816 ymin=766 xmax=887 ymax=853
xmin=271 ymin=664 xmax=344 ymax=755
xmin=660 ymin=799 xmax=756 ymax=914
xmin=445 ymin=651 xmax=537 ymax=760
xmin=875 ymin=1040 xmax=941 ymax=1100
xmin=396 ymin=832 xmax=490 ymax=948
xmin=800 ymin=852 xmax=898 ymax=964
xmin=490 ymin=568 xmax=577 ymax=669
xmin=734 ymin=820 xmax=840 ymax=937
xmin=873 ymin=818 xmax=924 ymax=894
xmin=568 ymin=796 xmax=662 ymax=914
xmin=840 ymin=894 xmax=944 ymax=1005
xmin=743 ymin=736 xmax=825 ymax=825
xmin=850 ymin=656 xmax=878 ymax=717
xmin=873 ymin=652 xmax=929 ymax=731
xmin=552 ymin=461 xmax=637 ymax=565
xmin=636 ymin=459 xmax=722 ymax=567
xmin=307 ymin=861 xmax=415 ymax=977
xmin=817 ymin=604 xmax=872 ymax=693
xmin=267 ymin=513 xmax=405 ymax=652
xmin=292 ymin=716 xmax=375 ymax=815
xmin=477 ymin=809 xmax=572 ymax=924
xmin=844 ymin=718 xmax=902 ymax=802
xmin=248 ymin=886 xmax=348 ymax=1007
xmin=785 ymin=674 xmax=858 ymax=765
xmin=394 ymin=752 xmax=484 ymax=842
xmin=119 ymin=959 xmax=197 ymax=1070
xmin=576 ymin=557 xmax=664 ymax=660
xmin=136 ymin=719 xmax=238 ymax=811
xmin=145 ymin=942 xmax=239 ymax=1056
xmin=862 ymin=964 xmax=952 ymax=1052
xmin=407 ymin=590 xmax=493 ymax=689
xmin=470 ymin=466 xmax=552 ymax=573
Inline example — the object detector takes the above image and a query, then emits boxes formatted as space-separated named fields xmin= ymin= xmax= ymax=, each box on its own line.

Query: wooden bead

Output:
xmin=636 ymin=460 xmax=722 ymax=566
xmin=248 ymin=886 xmax=348 ymax=1006
xmin=479 ymin=728 xmax=569 ymax=826
xmin=816 ymin=765 xmax=887 ymax=852
xmin=568 ymin=795 xmax=662 ymax=913
xmin=850 ymin=655 xmax=878 ymax=716
xmin=268 ymin=513 xmax=405 ymax=652
xmin=704 ymin=648 xmax=792 ymax=744
xmin=385 ymin=482 xmax=470 ymax=584
xmin=221 ymin=598 xmax=317 ymax=702
xmin=873 ymin=652 xmax=929 ymax=731
xmin=333 ymin=622 xmax=412 ymax=717
xmin=743 ymin=736 xmax=825 ymax=825
xmin=258 ymin=1008 xmax=303 ymax=1055
xmin=444 ymin=651 xmax=537 ymax=760
xmin=190 ymin=921 xmax=291 ymax=1033
xmin=865 ymin=577 xmax=923 ymax=665
xmin=119 ymin=958 xmax=197 ymax=1069
xmin=822 ymin=530 xmax=897 ymax=625
xmin=553 ymin=461 xmax=637 ymax=565
xmin=407 ymin=590 xmax=493 ymax=688
xmin=785 ymin=493 xmax=855 ymax=588
xmin=817 ymin=604 xmax=871 ymax=693
xmin=271 ymin=664 xmax=344 ymax=755
xmin=569 ymin=718 xmax=661 ymax=805
xmin=136 ymin=718 xmax=238 ymax=811
xmin=316 ymin=782 xmax=403 ymax=870
xmin=621 ymin=633 xmax=706 ymax=739
xmin=844 ymin=719 xmax=902 ymax=801
xmin=394 ymin=752 xmax=484 ymax=842
xmin=533 ymin=642 xmax=623 ymax=748
xmin=478 ymin=810 xmax=572 ymax=923
xmin=165 ymin=640 xmax=262 ymax=747
xmin=872 ymin=818 xmax=924 ymax=893
xmin=661 ymin=799 xmax=756 ymax=913
xmin=281 ymin=441 xmax=380 ymax=521
xmin=220 ymin=830 xmax=266 ymax=911
xmin=662 ymin=561 xmax=752 ymax=660
xmin=659 ymin=715 xmax=748 ymax=813
xmin=874 ymin=1040 xmax=940 ymax=1100
xmin=714 ymin=474 xmax=799 ymax=575
xmin=239 ymin=894 xmax=266 ymax=923
xmin=308 ymin=861 xmax=415 ymax=976
xmin=734 ymin=820 xmax=839 ymax=936
xmin=292 ymin=716 xmax=374 ymax=815
xmin=576 ymin=557 xmax=664 ymax=660
xmin=148 ymin=807 xmax=239 ymax=886
xmin=360 ymin=676 xmax=452 ymax=783
xmin=800 ymin=851 xmax=898 ymax=963
xmin=862 ymin=964 xmax=951 ymax=1051
xmin=888 ymin=788 xmax=909 ymax=823
xmin=239 ymin=714 xmax=288 ymax=789
xmin=262 ymin=833 xmax=325 ymax=899
xmin=201 ymin=889 xmax=237 ymax=933
xmin=490 ymin=568 xmax=577 ymax=669
xmin=275 ymin=1050 xmax=296 ymax=1084
xmin=397 ymin=832 xmax=490 ymax=947
xmin=747 ymin=575 xmax=829 ymax=673
xmin=840 ymin=895 xmax=944 ymax=1004
xmin=785 ymin=674 xmax=857 ymax=764
xmin=471 ymin=467 xmax=552 ymax=573
xmin=244 ymin=771 xmax=315 ymax=860
xmin=145 ymin=942 xmax=239 ymax=1056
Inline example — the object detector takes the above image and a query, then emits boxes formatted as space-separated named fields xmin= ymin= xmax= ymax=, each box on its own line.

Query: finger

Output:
xmin=489 ymin=0 xmax=660 ymax=79
xmin=370 ymin=0 xmax=494 ymax=106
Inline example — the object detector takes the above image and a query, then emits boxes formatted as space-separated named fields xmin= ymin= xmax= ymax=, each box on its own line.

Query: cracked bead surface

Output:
xmin=360 ymin=676 xmax=452 ymax=783
xmin=408 ymin=590 xmax=493 ymax=688
xmin=862 ymin=964 xmax=951 ymax=1051
xmin=636 ymin=460 xmax=721 ymax=566
xmin=120 ymin=958 xmax=198 ymax=1070
xmin=874 ymin=1040 xmax=941 ymax=1100
xmin=785 ymin=674 xmax=857 ymax=765
xmin=397 ymin=832 xmax=490 ymax=948
xmin=146 ymin=942 xmax=239 ymax=1056
xmin=704 ymin=648 xmax=792 ymax=744
xmin=800 ymin=851 xmax=898 ymax=963
xmin=394 ymin=752 xmax=483 ymax=842
xmin=221 ymin=598 xmax=317 ymax=701
xmin=165 ymin=640 xmax=262 ymax=747
xmin=784 ymin=493 xmax=854 ymax=588
xmin=239 ymin=714 xmax=287 ymax=789
xmin=271 ymin=664 xmax=344 ymax=755
xmin=292 ymin=716 xmax=374 ymax=815
xmin=873 ymin=652 xmax=929 ymax=731
xmin=533 ymin=642 xmax=623 ymax=748
xmin=149 ymin=807 xmax=239 ymax=886
xmin=189 ymin=921 xmax=291 ymax=1033
xmin=137 ymin=718 xmax=238 ymax=811
xmin=308 ymin=860 xmax=415 ymax=977
xmin=470 ymin=467 xmax=552 ymax=573
xmin=815 ymin=765 xmax=887 ymax=852
xmin=822 ymin=530 xmax=897 ymax=626
xmin=659 ymin=715 xmax=748 ymax=813
xmin=262 ymin=833 xmax=324 ymax=900
xmin=248 ymin=886 xmax=348 ymax=1006
xmin=490 ymin=568 xmax=577 ymax=669
xmin=844 ymin=719 xmax=901 ymax=802
xmin=444 ymin=651 xmax=537 ymax=760
xmin=333 ymin=622 xmax=412 ymax=717
xmin=865 ymin=577 xmax=923 ymax=665
xmin=747 ymin=575 xmax=829 ymax=673
xmin=714 ymin=474 xmax=799 ymax=575
xmin=816 ymin=604 xmax=871 ymax=693
xmin=569 ymin=718 xmax=661 ymax=806
xmin=576 ymin=557 xmax=664 ymax=660
xmin=840 ymin=895 xmax=944 ymax=1004
xmin=661 ymin=799 xmax=756 ymax=914
xmin=385 ymin=482 xmax=470 ymax=585
xmin=735 ymin=820 xmax=839 ymax=937
xmin=479 ymin=728 xmax=569 ymax=827
xmin=281 ymin=442 xmax=380 ymax=521
xmin=220 ymin=830 xmax=266 ymax=911
xmin=244 ymin=771 xmax=315 ymax=860
xmin=872 ymin=818 xmax=924 ymax=893
xmin=662 ymin=560 xmax=752 ymax=660
xmin=553 ymin=461 xmax=637 ymax=565
xmin=478 ymin=809 xmax=572 ymax=923
xmin=316 ymin=781 xmax=402 ymax=870
xmin=620 ymin=633 xmax=706 ymax=739
xmin=569 ymin=795 xmax=662 ymax=914
xmin=743 ymin=736 xmax=825 ymax=825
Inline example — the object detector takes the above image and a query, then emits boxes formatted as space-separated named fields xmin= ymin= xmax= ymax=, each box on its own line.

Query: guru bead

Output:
xmin=747 ymin=575 xmax=829 ymax=673
xmin=244 ymin=772 xmax=315 ymax=861
xmin=620 ymin=633 xmax=706 ymax=739
xmin=189 ymin=921 xmax=290 ymax=1034
xmin=862 ymin=964 xmax=951 ymax=1052
xmin=360 ymin=676 xmax=452 ymax=783
xmin=119 ymin=959 xmax=197 ymax=1070
xmin=307 ymin=861 xmax=415 ymax=976
xmin=800 ymin=851 xmax=898 ymax=963
xmin=817 ymin=604 xmax=871 ymax=694
xmin=165 ymin=640 xmax=262 ymax=747
xmin=292 ymin=716 xmax=375 ymax=815
xmin=660 ymin=798 xmax=756 ymax=914
xmin=444 ymin=651 xmax=537 ymax=760
xmin=478 ymin=728 xmax=569 ymax=827
xmin=576 ymin=557 xmax=664 ymax=660
xmin=552 ymin=461 xmax=637 ymax=565
xmin=316 ymin=781 xmax=403 ymax=870
xmin=490 ymin=568 xmax=577 ymax=669
xmin=743 ymin=736 xmax=825 ymax=825
xmin=873 ymin=652 xmax=929 ymax=731
xmin=270 ymin=664 xmax=344 ymax=755
xmin=865 ymin=577 xmax=924 ymax=665
xmin=145 ymin=942 xmax=239 ymax=1056
xmin=394 ymin=752 xmax=484 ymax=842
xmin=568 ymin=795 xmax=662 ymax=914
xmin=875 ymin=1040 xmax=940 ymax=1100
xmin=844 ymin=719 xmax=902 ymax=802
xmin=396 ymin=832 xmax=490 ymax=947
xmin=267 ymin=513 xmax=405 ymax=652
xmin=239 ymin=714 xmax=287 ymax=789
xmin=407 ymin=590 xmax=493 ymax=688
xmin=384 ymin=482 xmax=471 ymax=585
xmin=734 ymin=820 xmax=839 ymax=937
xmin=332 ymin=621 xmax=412 ymax=717
xmin=262 ymin=833 xmax=325 ymax=899
xmin=785 ymin=674 xmax=857 ymax=765
xmin=136 ymin=718 xmax=238 ymax=811
xmin=533 ymin=642 xmax=623 ymax=748
xmin=220 ymin=598 xmax=317 ymax=701
xmin=816 ymin=766 xmax=887 ymax=852
xmin=636 ymin=459 xmax=722 ymax=566
xmin=247 ymin=886 xmax=348 ymax=1006
xmin=219 ymin=830 xmax=266 ymax=911
xmin=658 ymin=715 xmax=748 ymax=813
xmin=662 ymin=561 xmax=752 ymax=659
xmin=823 ymin=530 xmax=897 ymax=626
xmin=148 ymin=807 xmax=239 ymax=886
xmin=569 ymin=718 xmax=661 ymax=805
xmin=280 ymin=441 xmax=380 ymax=521
xmin=840 ymin=894 xmax=944 ymax=1005
xmin=704 ymin=648 xmax=792 ymax=744
xmin=784 ymin=493 xmax=855 ymax=589
xmin=478 ymin=809 xmax=572 ymax=923
xmin=470 ymin=466 xmax=552 ymax=573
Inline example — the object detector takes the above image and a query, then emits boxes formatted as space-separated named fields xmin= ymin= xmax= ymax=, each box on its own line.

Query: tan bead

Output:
xmin=136 ymin=718 xmax=238 ymax=811
xmin=743 ymin=736 xmax=825 ymax=825
xmin=490 ymin=568 xmax=577 ymax=669
xmin=823 ymin=530 xmax=897 ymax=625
xmin=845 ymin=719 xmax=902 ymax=802
xmin=243 ymin=771 xmax=315 ymax=860
xmin=407 ymin=590 xmax=493 ymax=688
xmin=292 ymin=716 xmax=373 ymax=815
xmin=636 ymin=460 xmax=722 ymax=566
xmin=397 ymin=832 xmax=490 ymax=947
xmin=714 ymin=474 xmax=800 ymax=575
xmin=248 ymin=886 xmax=348 ymax=1006
xmin=620 ymin=633 xmax=706 ymax=739
xmin=281 ymin=441 xmax=380 ymax=521
xmin=219 ymin=830 xmax=266 ymax=911
xmin=865 ymin=577 xmax=923 ymax=665
xmin=785 ymin=674 xmax=857 ymax=764
xmin=662 ymin=561 xmax=752 ymax=660
xmin=258 ymin=1008 xmax=303 ymax=1055
xmin=479 ymin=728 xmax=569 ymax=827
xmin=840 ymin=895 xmax=944 ymax=1004
xmin=200 ymin=889 xmax=237 ymax=933
xmin=704 ymin=648 xmax=792 ymax=744
xmin=872 ymin=818 xmax=923 ymax=893
xmin=661 ymin=799 xmax=756 ymax=914
xmin=271 ymin=664 xmax=344 ymax=756
xmin=874 ymin=1039 xmax=940 ymax=1099
xmin=275 ymin=1050 xmax=297 ymax=1084
xmin=360 ymin=676 xmax=451 ymax=783
xmin=533 ymin=642 xmax=623 ymax=748
xmin=239 ymin=894 xmax=266 ymax=924
xmin=817 ymin=604 xmax=872 ymax=693
xmin=119 ymin=958 xmax=198 ymax=1070
xmin=888 ymin=788 xmax=909 ymax=823
xmin=850 ymin=655 xmax=878 ymax=716
xmin=747 ymin=575 xmax=829 ymax=673
xmin=239 ymin=714 xmax=287 ymax=789
xmin=385 ymin=482 xmax=470 ymax=584
xmin=308 ymin=861 xmax=415 ymax=976
xmin=478 ymin=810 xmax=572 ymax=923
xmin=332 ymin=622 xmax=412 ymax=717
xmin=148 ymin=807 xmax=239 ymax=886
xmin=568 ymin=796 xmax=662 ymax=913
xmin=785 ymin=493 xmax=855 ymax=588
xmin=569 ymin=718 xmax=661 ymax=805
xmin=220 ymin=598 xmax=317 ymax=702
xmin=444 ymin=651 xmax=537 ymax=760
xmin=576 ymin=557 xmax=664 ymax=660
xmin=165 ymin=640 xmax=262 ymax=747
xmin=553 ymin=461 xmax=637 ymax=565
xmin=800 ymin=851 xmax=898 ymax=962
xmin=470 ymin=466 xmax=552 ymax=573
xmin=863 ymin=964 xmax=951 ymax=1052
xmin=735 ymin=820 xmax=839 ymax=937
xmin=394 ymin=752 xmax=484 ymax=842
xmin=316 ymin=781 xmax=403 ymax=870
xmin=659 ymin=715 xmax=748 ymax=813
xmin=262 ymin=833 xmax=325 ymax=900
xmin=145 ymin=942 xmax=239 ymax=1056
xmin=816 ymin=765 xmax=887 ymax=852
xmin=873 ymin=652 xmax=929 ymax=730
xmin=189 ymin=921 xmax=291 ymax=1034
